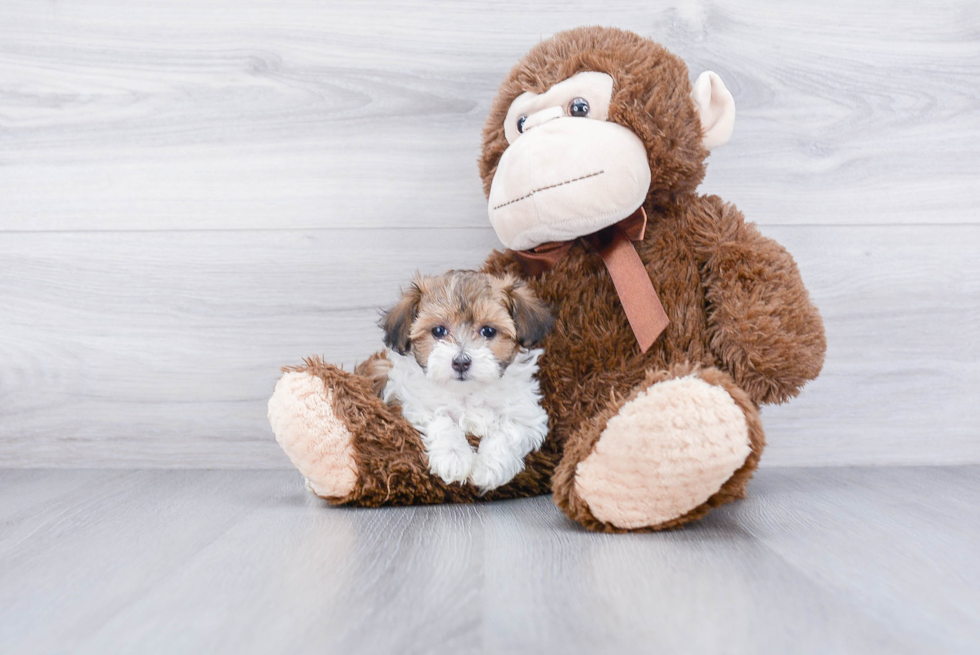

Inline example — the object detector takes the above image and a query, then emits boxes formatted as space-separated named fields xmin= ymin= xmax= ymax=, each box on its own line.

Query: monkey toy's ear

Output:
xmin=380 ymin=279 xmax=423 ymax=355
xmin=506 ymin=280 xmax=554 ymax=349
xmin=692 ymin=71 xmax=736 ymax=149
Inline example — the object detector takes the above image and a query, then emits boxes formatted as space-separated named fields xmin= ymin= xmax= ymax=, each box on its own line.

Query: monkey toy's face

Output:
xmin=482 ymin=28 xmax=736 ymax=252
xmin=488 ymin=72 xmax=650 ymax=250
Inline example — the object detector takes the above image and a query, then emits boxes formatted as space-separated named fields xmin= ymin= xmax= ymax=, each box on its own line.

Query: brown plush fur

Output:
xmin=280 ymin=27 xmax=825 ymax=531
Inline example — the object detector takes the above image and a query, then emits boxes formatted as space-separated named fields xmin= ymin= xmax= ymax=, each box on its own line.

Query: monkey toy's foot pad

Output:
xmin=268 ymin=371 xmax=358 ymax=500
xmin=574 ymin=376 xmax=751 ymax=530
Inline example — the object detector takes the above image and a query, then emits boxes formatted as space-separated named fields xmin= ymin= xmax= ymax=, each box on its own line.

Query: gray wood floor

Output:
xmin=1 ymin=466 xmax=978 ymax=654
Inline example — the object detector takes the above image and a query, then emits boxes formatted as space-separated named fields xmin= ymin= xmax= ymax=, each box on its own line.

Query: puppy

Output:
xmin=369 ymin=270 xmax=553 ymax=492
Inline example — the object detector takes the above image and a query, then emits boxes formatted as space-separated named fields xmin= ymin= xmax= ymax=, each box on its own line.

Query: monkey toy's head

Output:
xmin=479 ymin=27 xmax=735 ymax=251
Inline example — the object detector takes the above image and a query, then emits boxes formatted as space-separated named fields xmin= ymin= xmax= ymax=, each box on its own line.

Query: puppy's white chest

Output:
xmin=451 ymin=398 xmax=500 ymax=438
xmin=384 ymin=348 xmax=550 ymax=492
xmin=384 ymin=349 xmax=544 ymax=438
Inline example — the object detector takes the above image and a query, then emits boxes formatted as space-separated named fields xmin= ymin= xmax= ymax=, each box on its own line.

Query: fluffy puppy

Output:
xmin=371 ymin=270 xmax=553 ymax=492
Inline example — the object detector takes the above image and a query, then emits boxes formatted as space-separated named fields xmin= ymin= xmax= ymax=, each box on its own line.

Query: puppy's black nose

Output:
xmin=452 ymin=354 xmax=472 ymax=373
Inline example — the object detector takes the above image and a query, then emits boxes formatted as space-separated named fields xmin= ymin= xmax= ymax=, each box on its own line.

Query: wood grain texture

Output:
xmin=0 ymin=0 xmax=977 ymax=230
xmin=1 ymin=1 xmax=978 ymax=467
xmin=0 ymin=228 xmax=500 ymax=467
xmin=1 ymin=224 xmax=977 ymax=468
xmin=1 ymin=467 xmax=978 ymax=654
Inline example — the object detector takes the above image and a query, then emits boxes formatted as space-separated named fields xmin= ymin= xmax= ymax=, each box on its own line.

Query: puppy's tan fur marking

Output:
xmin=381 ymin=270 xmax=553 ymax=377
xmin=354 ymin=356 xmax=394 ymax=399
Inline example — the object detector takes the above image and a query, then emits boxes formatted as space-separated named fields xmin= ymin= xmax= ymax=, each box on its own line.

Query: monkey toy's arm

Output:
xmin=689 ymin=195 xmax=826 ymax=405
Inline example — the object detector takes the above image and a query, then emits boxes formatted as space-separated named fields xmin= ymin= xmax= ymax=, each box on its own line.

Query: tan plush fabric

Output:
xmin=546 ymin=364 xmax=767 ymax=533
xmin=573 ymin=375 xmax=751 ymax=529
xmin=488 ymin=118 xmax=651 ymax=250
xmin=268 ymin=371 xmax=358 ymax=499
xmin=692 ymin=71 xmax=735 ymax=148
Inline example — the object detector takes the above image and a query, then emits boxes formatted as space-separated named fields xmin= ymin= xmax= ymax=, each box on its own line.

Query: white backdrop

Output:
xmin=1 ymin=0 xmax=977 ymax=467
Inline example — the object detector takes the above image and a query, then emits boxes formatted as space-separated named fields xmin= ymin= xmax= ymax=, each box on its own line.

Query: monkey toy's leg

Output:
xmin=267 ymin=354 xmax=556 ymax=506
xmin=267 ymin=354 xmax=452 ymax=506
xmin=551 ymin=364 xmax=765 ymax=532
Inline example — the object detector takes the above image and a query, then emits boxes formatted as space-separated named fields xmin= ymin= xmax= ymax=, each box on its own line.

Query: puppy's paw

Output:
xmin=468 ymin=453 xmax=522 ymax=493
xmin=428 ymin=445 xmax=476 ymax=485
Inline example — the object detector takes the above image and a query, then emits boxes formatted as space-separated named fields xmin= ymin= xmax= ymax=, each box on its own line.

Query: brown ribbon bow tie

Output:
xmin=511 ymin=207 xmax=669 ymax=353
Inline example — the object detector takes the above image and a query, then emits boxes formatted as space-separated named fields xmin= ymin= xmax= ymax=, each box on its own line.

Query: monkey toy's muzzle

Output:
xmin=487 ymin=117 xmax=651 ymax=251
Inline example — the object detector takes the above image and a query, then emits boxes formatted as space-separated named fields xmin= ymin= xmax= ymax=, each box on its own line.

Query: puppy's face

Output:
xmin=381 ymin=271 xmax=552 ymax=385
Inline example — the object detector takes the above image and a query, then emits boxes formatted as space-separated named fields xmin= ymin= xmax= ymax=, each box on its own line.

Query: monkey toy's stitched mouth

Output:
xmin=492 ymin=170 xmax=605 ymax=211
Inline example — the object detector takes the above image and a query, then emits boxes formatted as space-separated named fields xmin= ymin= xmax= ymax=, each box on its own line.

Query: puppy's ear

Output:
xmin=380 ymin=280 xmax=423 ymax=355
xmin=505 ymin=279 xmax=553 ymax=348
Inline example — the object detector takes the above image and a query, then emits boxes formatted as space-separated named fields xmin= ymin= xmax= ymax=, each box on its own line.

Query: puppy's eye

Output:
xmin=568 ymin=97 xmax=590 ymax=118
xmin=517 ymin=115 xmax=527 ymax=133
xmin=479 ymin=326 xmax=497 ymax=339
xmin=431 ymin=326 xmax=448 ymax=339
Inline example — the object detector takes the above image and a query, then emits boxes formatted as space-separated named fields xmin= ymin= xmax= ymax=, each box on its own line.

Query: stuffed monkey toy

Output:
xmin=268 ymin=27 xmax=826 ymax=532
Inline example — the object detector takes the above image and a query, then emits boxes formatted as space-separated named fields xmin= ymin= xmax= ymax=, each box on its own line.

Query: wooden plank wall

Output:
xmin=1 ymin=0 xmax=978 ymax=467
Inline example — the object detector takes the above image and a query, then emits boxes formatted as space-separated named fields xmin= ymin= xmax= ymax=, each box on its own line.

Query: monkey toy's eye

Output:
xmin=479 ymin=326 xmax=497 ymax=339
xmin=568 ymin=97 xmax=590 ymax=118
xmin=431 ymin=326 xmax=448 ymax=338
xmin=517 ymin=115 xmax=527 ymax=134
